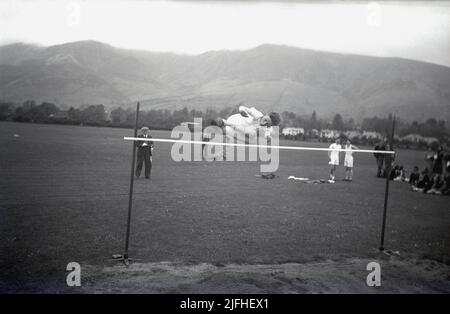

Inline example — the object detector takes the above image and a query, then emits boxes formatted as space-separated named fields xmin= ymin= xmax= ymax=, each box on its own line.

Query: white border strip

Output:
xmin=123 ymin=137 xmax=395 ymax=154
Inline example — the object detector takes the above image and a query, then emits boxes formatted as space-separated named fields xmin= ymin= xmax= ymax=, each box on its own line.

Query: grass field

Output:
xmin=0 ymin=121 xmax=449 ymax=293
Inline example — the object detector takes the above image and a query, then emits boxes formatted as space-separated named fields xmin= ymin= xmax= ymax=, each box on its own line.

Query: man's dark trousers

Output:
xmin=136 ymin=146 xmax=152 ymax=178
xmin=376 ymin=156 xmax=384 ymax=177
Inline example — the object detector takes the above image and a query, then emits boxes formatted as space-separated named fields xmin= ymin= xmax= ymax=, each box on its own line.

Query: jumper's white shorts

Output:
xmin=329 ymin=158 xmax=339 ymax=166
xmin=344 ymin=156 xmax=354 ymax=168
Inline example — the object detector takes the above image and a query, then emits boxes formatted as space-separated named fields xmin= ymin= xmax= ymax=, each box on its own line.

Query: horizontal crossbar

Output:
xmin=123 ymin=137 xmax=395 ymax=154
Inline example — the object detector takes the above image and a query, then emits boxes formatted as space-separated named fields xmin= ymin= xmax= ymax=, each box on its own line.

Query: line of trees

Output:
xmin=0 ymin=101 xmax=238 ymax=130
xmin=0 ymin=100 xmax=448 ymax=141
xmin=281 ymin=110 xmax=448 ymax=140
xmin=0 ymin=101 xmax=109 ymax=126
xmin=280 ymin=111 xmax=353 ymax=131
xmin=109 ymin=106 xmax=238 ymax=130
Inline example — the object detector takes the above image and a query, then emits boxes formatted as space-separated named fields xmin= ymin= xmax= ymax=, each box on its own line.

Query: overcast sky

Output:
xmin=1 ymin=0 xmax=449 ymax=67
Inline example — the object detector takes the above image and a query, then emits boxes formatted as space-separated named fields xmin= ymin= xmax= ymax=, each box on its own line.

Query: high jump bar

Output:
xmin=123 ymin=137 xmax=396 ymax=154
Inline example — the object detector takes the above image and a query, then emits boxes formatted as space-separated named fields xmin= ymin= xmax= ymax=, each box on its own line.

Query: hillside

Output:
xmin=0 ymin=41 xmax=449 ymax=122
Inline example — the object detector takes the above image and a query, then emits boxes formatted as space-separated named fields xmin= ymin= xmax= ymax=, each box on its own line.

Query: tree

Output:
xmin=426 ymin=118 xmax=437 ymax=126
xmin=0 ymin=102 xmax=15 ymax=120
xmin=361 ymin=116 xmax=391 ymax=134
xmin=80 ymin=105 xmax=106 ymax=124
xmin=22 ymin=100 xmax=36 ymax=110
xmin=281 ymin=111 xmax=297 ymax=128
xmin=14 ymin=106 xmax=32 ymax=122
xmin=68 ymin=107 xmax=82 ymax=122
xmin=110 ymin=107 xmax=128 ymax=125
xmin=332 ymin=113 xmax=344 ymax=130
xmin=34 ymin=102 xmax=58 ymax=120
xmin=346 ymin=117 xmax=356 ymax=130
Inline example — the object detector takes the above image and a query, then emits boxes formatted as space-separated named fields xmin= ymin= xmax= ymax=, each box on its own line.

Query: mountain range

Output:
xmin=0 ymin=40 xmax=449 ymax=122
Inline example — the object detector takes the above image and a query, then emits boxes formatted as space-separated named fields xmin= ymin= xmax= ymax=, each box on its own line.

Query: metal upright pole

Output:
xmin=379 ymin=115 xmax=396 ymax=251
xmin=124 ymin=102 xmax=140 ymax=263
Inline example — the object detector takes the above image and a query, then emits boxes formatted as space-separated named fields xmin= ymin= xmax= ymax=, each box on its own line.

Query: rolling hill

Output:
xmin=0 ymin=41 xmax=449 ymax=122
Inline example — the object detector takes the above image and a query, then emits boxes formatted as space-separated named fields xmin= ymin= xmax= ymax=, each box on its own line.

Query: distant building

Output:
xmin=401 ymin=134 xmax=424 ymax=143
xmin=401 ymin=134 xmax=439 ymax=145
xmin=320 ymin=129 xmax=340 ymax=139
xmin=422 ymin=137 xmax=439 ymax=145
xmin=282 ymin=127 xmax=304 ymax=136
xmin=309 ymin=129 xmax=320 ymax=137
xmin=49 ymin=111 xmax=68 ymax=119
xmin=345 ymin=130 xmax=362 ymax=140
xmin=362 ymin=131 xmax=383 ymax=140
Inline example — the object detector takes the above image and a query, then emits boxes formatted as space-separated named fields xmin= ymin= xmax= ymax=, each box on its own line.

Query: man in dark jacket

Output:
xmin=373 ymin=137 xmax=388 ymax=177
xmin=432 ymin=145 xmax=444 ymax=175
xmin=135 ymin=127 xmax=154 ymax=179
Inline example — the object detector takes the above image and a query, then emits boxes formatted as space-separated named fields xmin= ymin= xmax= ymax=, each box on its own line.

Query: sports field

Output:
xmin=0 ymin=121 xmax=449 ymax=293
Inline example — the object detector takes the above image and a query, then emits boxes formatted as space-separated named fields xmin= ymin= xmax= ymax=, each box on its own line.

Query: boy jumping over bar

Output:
xmin=215 ymin=105 xmax=280 ymax=161
xmin=217 ymin=105 xmax=281 ymax=143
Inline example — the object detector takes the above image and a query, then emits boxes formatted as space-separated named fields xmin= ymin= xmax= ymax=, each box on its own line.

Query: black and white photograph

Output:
xmin=0 ymin=0 xmax=449 ymax=299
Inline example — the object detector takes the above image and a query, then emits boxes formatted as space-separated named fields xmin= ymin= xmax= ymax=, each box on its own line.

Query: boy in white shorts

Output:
xmin=218 ymin=105 xmax=280 ymax=143
xmin=328 ymin=138 xmax=341 ymax=183
xmin=216 ymin=105 xmax=280 ymax=160
xmin=344 ymin=139 xmax=359 ymax=181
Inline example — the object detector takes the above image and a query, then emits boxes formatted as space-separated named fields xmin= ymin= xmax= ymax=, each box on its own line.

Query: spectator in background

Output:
xmin=427 ymin=174 xmax=444 ymax=195
xmin=390 ymin=165 xmax=400 ymax=180
xmin=444 ymin=149 xmax=450 ymax=175
xmin=424 ymin=147 xmax=435 ymax=173
xmin=391 ymin=165 xmax=406 ymax=181
xmin=440 ymin=172 xmax=450 ymax=195
xmin=409 ymin=166 xmax=420 ymax=186
xmin=374 ymin=137 xmax=388 ymax=177
xmin=435 ymin=144 xmax=449 ymax=195
xmin=432 ymin=145 xmax=444 ymax=175
xmin=411 ymin=168 xmax=431 ymax=193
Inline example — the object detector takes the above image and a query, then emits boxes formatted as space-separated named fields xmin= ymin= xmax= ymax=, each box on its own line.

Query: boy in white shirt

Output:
xmin=218 ymin=105 xmax=280 ymax=143
xmin=343 ymin=139 xmax=358 ymax=181
xmin=328 ymin=138 xmax=341 ymax=183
